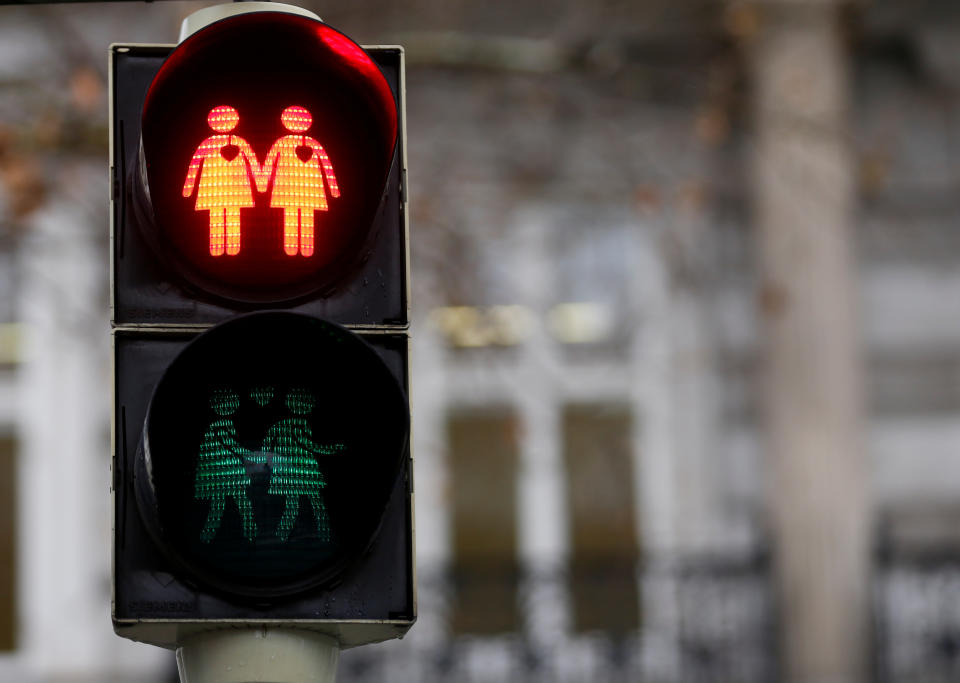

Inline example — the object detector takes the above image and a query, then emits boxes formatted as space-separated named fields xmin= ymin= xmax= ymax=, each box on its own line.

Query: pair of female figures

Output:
xmin=181 ymin=105 xmax=340 ymax=258
xmin=194 ymin=387 xmax=342 ymax=544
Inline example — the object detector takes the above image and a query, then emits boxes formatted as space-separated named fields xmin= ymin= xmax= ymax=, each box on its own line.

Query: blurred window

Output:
xmin=868 ymin=353 xmax=960 ymax=416
xmin=551 ymin=208 xmax=636 ymax=358
xmin=0 ymin=436 xmax=16 ymax=650
xmin=563 ymin=404 xmax=639 ymax=634
xmin=447 ymin=409 xmax=520 ymax=635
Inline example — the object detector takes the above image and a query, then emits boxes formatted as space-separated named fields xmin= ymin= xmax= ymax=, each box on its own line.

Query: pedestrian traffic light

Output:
xmin=110 ymin=8 xmax=413 ymax=651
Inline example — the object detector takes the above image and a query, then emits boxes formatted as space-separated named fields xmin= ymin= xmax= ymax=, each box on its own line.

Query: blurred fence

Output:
xmin=335 ymin=553 xmax=960 ymax=682
xmin=875 ymin=557 xmax=960 ymax=683
xmin=338 ymin=555 xmax=775 ymax=683
xmin=673 ymin=557 xmax=775 ymax=683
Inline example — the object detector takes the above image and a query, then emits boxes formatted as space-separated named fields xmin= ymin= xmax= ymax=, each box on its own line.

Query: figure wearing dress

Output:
xmin=182 ymin=105 xmax=262 ymax=256
xmin=194 ymin=388 xmax=257 ymax=542
xmin=261 ymin=415 xmax=343 ymax=542
xmin=260 ymin=105 xmax=340 ymax=257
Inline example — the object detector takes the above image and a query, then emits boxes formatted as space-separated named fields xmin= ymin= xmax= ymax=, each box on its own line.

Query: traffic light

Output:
xmin=110 ymin=9 xmax=413 ymax=651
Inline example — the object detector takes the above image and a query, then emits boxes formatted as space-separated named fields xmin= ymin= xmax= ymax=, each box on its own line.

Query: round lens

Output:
xmin=137 ymin=312 xmax=408 ymax=597
xmin=139 ymin=13 xmax=398 ymax=303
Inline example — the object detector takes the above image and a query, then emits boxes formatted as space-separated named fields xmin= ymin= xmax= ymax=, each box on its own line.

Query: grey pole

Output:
xmin=177 ymin=629 xmax=339 ymax=683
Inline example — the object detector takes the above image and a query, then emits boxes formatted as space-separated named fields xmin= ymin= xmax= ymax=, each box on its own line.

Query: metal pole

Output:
xmin=177 ymin=629 xmax=339 ymax=683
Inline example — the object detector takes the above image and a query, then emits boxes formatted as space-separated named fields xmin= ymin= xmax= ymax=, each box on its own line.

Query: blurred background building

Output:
xmin=0 ymin=0 xmax=959 ymax=681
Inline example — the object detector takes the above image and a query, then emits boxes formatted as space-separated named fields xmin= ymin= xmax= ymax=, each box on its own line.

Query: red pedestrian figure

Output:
xmin=260 ymin=105 xmax=340 ymax=257
xmin=182 ymin=105 xmax=263 ymax=256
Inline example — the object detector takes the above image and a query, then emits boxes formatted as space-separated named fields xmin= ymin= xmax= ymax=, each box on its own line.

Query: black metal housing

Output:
xmin=110 ymin=41 xmax=414 ymax=650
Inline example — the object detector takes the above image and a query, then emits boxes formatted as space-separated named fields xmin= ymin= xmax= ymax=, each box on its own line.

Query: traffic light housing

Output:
xmin=110 ymin=11 xmax=413 ymax=649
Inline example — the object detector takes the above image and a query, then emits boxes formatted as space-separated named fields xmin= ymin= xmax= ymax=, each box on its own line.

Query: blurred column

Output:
xmin=514 ymin=210 xmax=571 ymax=665
xmin=747 ymin=3 xmax=869 ymax=682
xmin=664 ymin=194 xmax=725 ymax=556
xmin=16 ymin=164 xmax=169 ymax=681
xmin=631 ymin=222 xmax=682 ymax=680
xmin=407 ymin=312 xmax=451 ymax=671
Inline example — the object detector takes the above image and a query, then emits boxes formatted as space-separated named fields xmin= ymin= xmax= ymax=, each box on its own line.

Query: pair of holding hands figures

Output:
xmin=195 ymin=387 xmax=345 ymax=545
xmin=182 ymin=104 xmax=340 ymax=258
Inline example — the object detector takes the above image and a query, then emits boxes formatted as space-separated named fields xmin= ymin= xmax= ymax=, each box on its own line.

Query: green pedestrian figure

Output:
xmin=260 ymin=388 xmax=344 ymax=542
xmin=194 ymin=387 xmax=257 ymax=543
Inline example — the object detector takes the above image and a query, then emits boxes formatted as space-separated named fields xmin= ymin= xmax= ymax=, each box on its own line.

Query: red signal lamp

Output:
xmin=137 ymin=12 xmax=399 ymax=304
